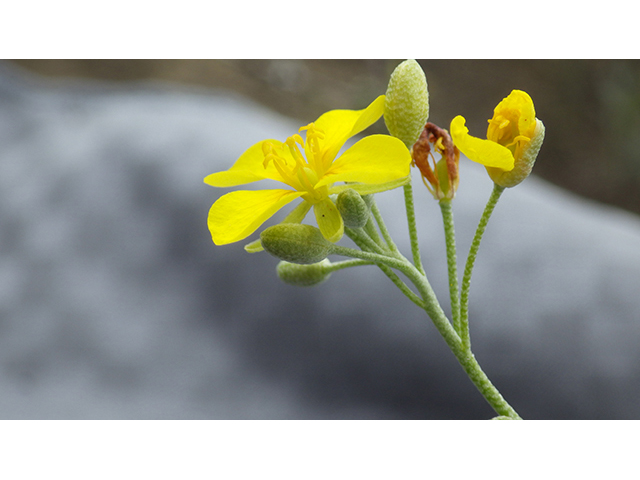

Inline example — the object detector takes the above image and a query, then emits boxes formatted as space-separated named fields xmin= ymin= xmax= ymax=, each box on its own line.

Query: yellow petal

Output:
xmin=243 ymin=200 xmax=313 ymax=253
xmin=346 ymin=95 xmax=387 ymax=139
xmin=204 ymin=140 xmax=287 ymax=187
xmin=450 ymin=116 xmax=514 ymax=171
xmin=495 ymin=90 xmax=536 ymax=139
xmin=313 ymin=198 xmax=344 ymax=243
xmin=315 ymin=135 xmax=411 ymax=188
xmin=208 ymin=189 xmax=304 ymax=245
xmin=313 ymin=95 xmax=386 ymax=167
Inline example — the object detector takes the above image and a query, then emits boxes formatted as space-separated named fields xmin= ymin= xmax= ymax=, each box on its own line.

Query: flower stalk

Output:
xmin=439 ymin=198 xmax=461 ymax=334
xmin=403 ymin=181 xmax=425 ymax=275
xmin=459 ymin=183 xmax=505 ymax=350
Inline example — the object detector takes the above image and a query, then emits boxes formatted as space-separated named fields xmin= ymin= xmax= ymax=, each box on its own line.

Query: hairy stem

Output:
xmin=459 ymin=183 xmax=505 ymax=350
xmin=370 ymin=201 xmax=398 ymax=253
xmin=403 ymin=182 xmax=425 ymax=275
xmin=439 ymin=199 xmax=461 ymax=333
xmin=331 ymin=242 xmax=520 ymax=419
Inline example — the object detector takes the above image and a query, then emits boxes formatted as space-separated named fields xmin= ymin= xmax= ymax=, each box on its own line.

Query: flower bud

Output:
xmin=336 ymin=189 xmax=370 ymax=228
xmin=276 ymin=259 xmax=332 ymax=286
xmin=384 ymin=59 xmax=430 ymax=148
xmin=260 ymin=224 xmax=333 ymax=264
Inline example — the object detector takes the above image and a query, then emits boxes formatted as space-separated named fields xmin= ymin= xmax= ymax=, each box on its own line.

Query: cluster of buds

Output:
xmin=411 ymin=123 xmax=460 ymax=200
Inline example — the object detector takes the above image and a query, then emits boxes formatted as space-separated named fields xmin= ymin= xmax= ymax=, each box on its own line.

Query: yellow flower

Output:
xmin=450 ymin=90 xmax=545 ymax=188
xmin=204 ymin=95 xmax=411 ymax=245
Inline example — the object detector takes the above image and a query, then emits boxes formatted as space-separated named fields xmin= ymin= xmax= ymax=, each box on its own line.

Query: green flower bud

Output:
xmin=384 ymin=59 xmax=430 ymax=148
xmin=336 ymin=189 xmax=370 ymax=229
xmin=260 ymin=224 xmax=333 ymax=264
xmin=276 ymin=259 xmax=332 ymax=286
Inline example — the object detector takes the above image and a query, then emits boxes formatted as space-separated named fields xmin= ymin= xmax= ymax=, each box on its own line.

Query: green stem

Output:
xmin=331 ymin=243 xmax=520 ymax=419
xmin=376 ymin=263 xmax=426 ymax=310
xmin=402 ymin=182 xmax=426 ymax=275
xmin=363 ymin=215 xmax=385 ymax=249
xmin=439 ymin=199 xmax=461 ymax=334
xmin=345 ymin=226 xmax=387 ymax=255
xmin=459 ymin=183 xmax=505 ymax=351
xmin=456 ymin=350 xmax=521 ymax=419
xmin=324 ymin=259 xmax=374 ymax=272
xmin=370 ymin=201 xmax=398 ymax=253
xmin=343 ymin=228 xmax=424 ymax=309
xmin=331 ymin=245 xmax=459 ymax=347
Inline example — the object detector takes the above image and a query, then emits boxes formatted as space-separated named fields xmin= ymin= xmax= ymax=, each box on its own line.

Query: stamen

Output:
xmin=299 ymin=123 xmax=326 ymax=175
xmin=261 ymin=141 xmax=299 ymax=188
xmin=285 ymin=136 xmax=308 ymax=172
xmin=262 ymin=142 xmax=281 ymax=169
xmin=300 ymin=123 xmax=324 ymax=148
xmin=505 ymin=134 xmax=530 ymax=149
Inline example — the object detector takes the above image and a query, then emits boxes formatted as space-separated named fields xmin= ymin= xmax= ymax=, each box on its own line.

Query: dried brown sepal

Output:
xmin=411 ymin=123 xmax=460 ymax=199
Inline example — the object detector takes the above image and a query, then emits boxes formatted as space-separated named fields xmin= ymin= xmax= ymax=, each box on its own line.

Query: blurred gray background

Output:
xmin=14 ymin=60 xmax=640 ymax=216
xmin=2 ymin=59 xmax=640 ymax=419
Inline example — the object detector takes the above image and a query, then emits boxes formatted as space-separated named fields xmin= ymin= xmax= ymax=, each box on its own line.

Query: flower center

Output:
xmin=487 ymin=113 xmax=530 ymax=159
xmin=262 ymin=123 xmax=328 ymax=203
xmin=299 ymin=122 xmax=325 ymax=173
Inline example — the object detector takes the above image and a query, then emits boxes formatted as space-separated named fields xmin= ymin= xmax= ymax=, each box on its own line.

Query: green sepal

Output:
xmin=329 ymin=176 xmax=409 ymax=197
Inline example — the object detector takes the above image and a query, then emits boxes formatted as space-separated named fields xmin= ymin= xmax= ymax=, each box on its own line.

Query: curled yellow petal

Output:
xmin=208 ymin=189 xmax=304 ymax=245
xmin=313 ymin=198 xmax=344 ymax=243
xmin=315 ymin=135 xmax=411 ymax=188
xmin=490 ymin=90 xmax=536 ymax=142
xmin=450 ymin=116 xmax=514 ymax=171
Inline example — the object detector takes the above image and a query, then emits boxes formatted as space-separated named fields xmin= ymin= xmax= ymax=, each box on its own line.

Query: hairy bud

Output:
xmin=384 ymin=59 xmax=430 ymax=148
xmin=260 ymin=224 xmax=333 ymax=264
xmin=276 ymin=259 xmax=332 ymax=286
xmin=336 ymin=189 xmax=370 ymax=228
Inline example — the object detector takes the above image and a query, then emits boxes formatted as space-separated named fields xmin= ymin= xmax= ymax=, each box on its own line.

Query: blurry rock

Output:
xmin=0 ymin=62 xmax=639 ymax=419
